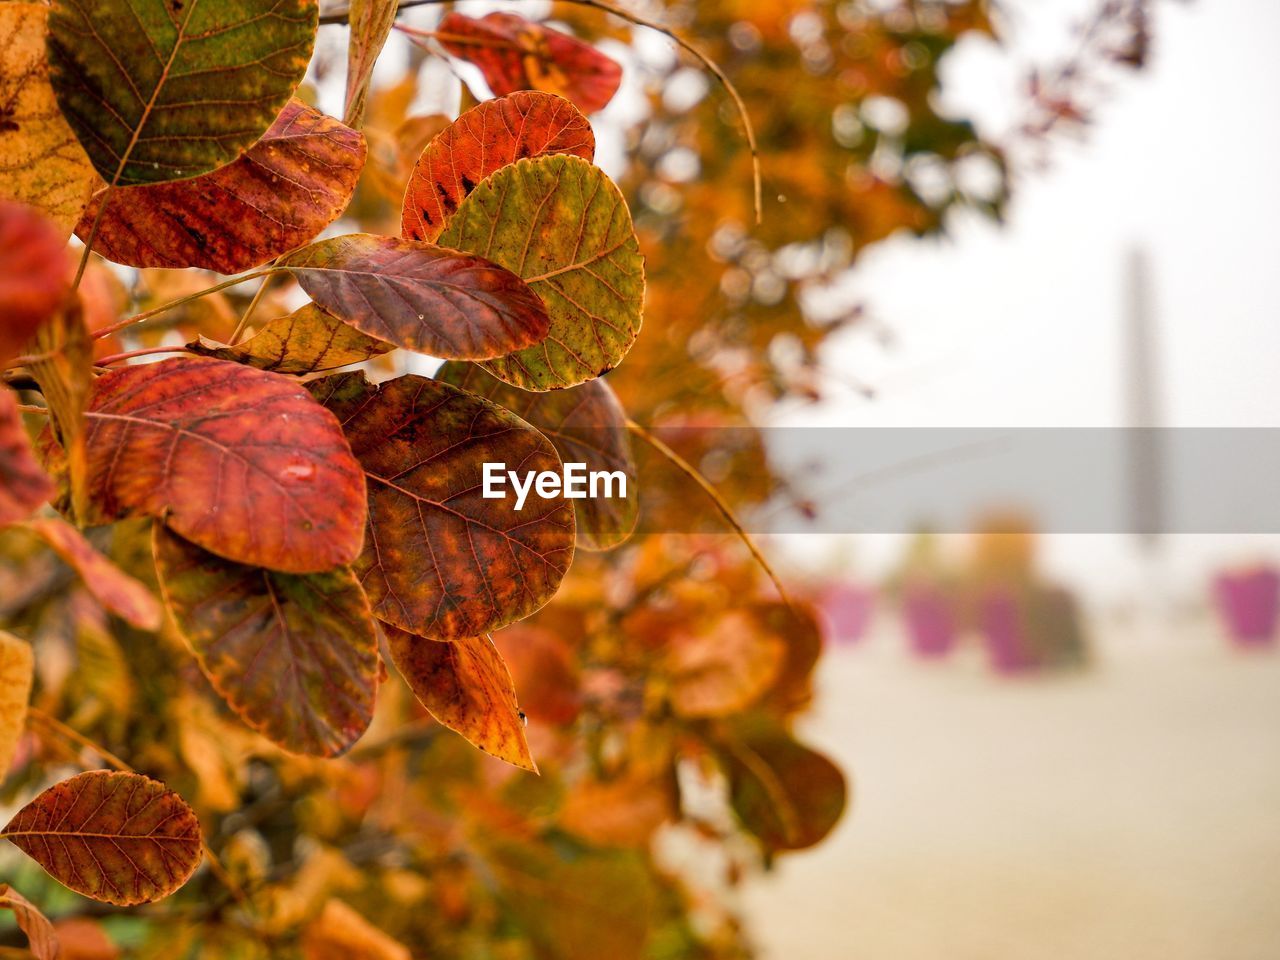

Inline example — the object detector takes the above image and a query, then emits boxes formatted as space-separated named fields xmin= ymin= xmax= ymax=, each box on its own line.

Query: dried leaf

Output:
xmin=437 ymin=155 xmax=644 ymax=390
xmin=438 ymin=12 xmax=623 ymax=114
xmin=0 ymin=631 xmax=34 ymax=779
xmin=310 ymin=372 xmax=575 ymax=640
xmin=401 ymin=91 xmax=595 ymax=243
xmin=302 ymin=899 xmax=411 ymax=960
xmin=342 ymin=0 xmax=399 ymax=128
xmin=282 ymin=233 xmax=550 ymax=360
xmin=438 ymin=362 xmax=637 ymax=549
xmin=48 ymin=0 xmax=319 ymax=185
xmin=189 ymin=303 xmax=392 ymax=375
xmin=69 ymin=357 xmax=366 ymax=574
xmin=0 ymin=200 xmax=71 ymax=366
xmin=0 ymin=4 xmax=96 ymax=234
xmin=77 ymin=100 xmax=366 ymax=274
xmin=1 ymin=770 xmax=203 ymax=906
xmin=386 ymin=625 xmax=536 ymax=772
xmin=153 ymin=524 xmax=379 ymax=758
xmin=25 ymin=517 xmax=162 ymax=630
xmin=0 ymin=390 xmax=53 ymax=525
xmin=0 ymin=883 xmax=59 ymax=960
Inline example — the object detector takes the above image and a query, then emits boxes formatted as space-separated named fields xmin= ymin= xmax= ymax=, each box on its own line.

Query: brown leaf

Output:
xmin=0 ymin=200 xmax=70 ymax=366
xmin=343 ymin=0 xmax=399 ymax=128
xmin=189 ymin=303 xmax=392 ymax=376
xmin=76 ymin=100 xmax=366 ymax=275
xmin=0 ymin=390 xmax=52 ymax=525
xmin=302 ymin=899 xmax=411 ymax=960
xmin=667 ymin=610 xmax=786 ymax=718
xmin=401 ymin=91 xmax=595 ymax=243
xmin=0 ymin=631 xmax=34 ymax=779
xmin=66 ymin=358 xmax=366 ymax=574
xmin=282 ymin=233 xmax=550 ymax=359
xmin=310 ymin=372 xmax=575 ymax=640
xmin=0 ymin=883 xmax=59 ymax=960
xmin=1 ymin=770 xmax=203 ymax=906
xmin=385 ymin=625 xmax=536 ymax=772
xmin=438 ymin=362 xmax=637 ymax=550
xmin=24 ymin=518 xmax=162 ymax=630
xmin=438 ymin=12 xmax=623 ymax=114
xmin=154 ymin=524 xmax=380 ymax=758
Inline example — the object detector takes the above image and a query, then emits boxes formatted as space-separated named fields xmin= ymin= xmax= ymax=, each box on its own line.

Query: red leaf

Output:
xmin=386 ymin=625 xmax=536 ymax=772
xmin=69 ymin=357 xmax=366 ymax=574
xmin=0 ymin=201 xmax=70 ymax=366
xmin=439 ymin=12 xmax=622 ymax=114
xmin=77 ymin=99 xmax=367 ymax=275
xmin=0 ymin=390 xmax=53 ymax=524
xmin=401 ymin=91 xmax=595 ymax=243
xmin=282 ymin=234 xmax=550 ymax=359
xmin=1 ymin=770 xmax=203 ymax=906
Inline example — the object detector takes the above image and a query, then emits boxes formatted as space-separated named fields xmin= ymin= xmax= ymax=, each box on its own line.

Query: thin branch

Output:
xmin=16 ymin=404 xmax=50 ymax=416
xmin=322 ymin=0 xmax=763 ymax=223
xmin=227 ymin=272 xmax=277 ymax=346
xmin=92 ymin=269 xmax=274 ymax=342
xmin=94 ymin=345 xmax=194 ymax=367
xmin=625 ymin=418 xmax=791 ymax=606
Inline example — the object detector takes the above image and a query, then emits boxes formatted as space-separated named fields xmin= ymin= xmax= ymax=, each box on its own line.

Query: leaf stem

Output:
xmin=15 ymin=405 xmax=50 ymax=416
xmin=625 ymin=418 xmax=791 ymax=606
xmin=228 ymin=272 xmax=277 ymax=346
xmin=94 ymin=345 xmax=194 ymax=367
xmin=92 ymin=269 xmax=274 ymax=342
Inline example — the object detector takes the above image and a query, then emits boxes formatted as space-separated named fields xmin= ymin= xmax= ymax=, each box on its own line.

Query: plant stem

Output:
xmin=92 ymin=269 xmax=274 ymax=341
xmin=228 ymin=272 xmax=277 ymax=346
xmin=94 ymin=345 xmax=193 ymax=366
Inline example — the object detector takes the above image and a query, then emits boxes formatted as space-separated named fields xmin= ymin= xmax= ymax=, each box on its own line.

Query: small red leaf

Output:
xmin=0 ymin=390 xmax=53 ymax=525
xmin=0 ymin=200 xmax=70 ymax=366
xmin=1 ymin=770 xmax=203 ymax=906
xmin=283 ymin=234 xmax=550 ymax=359
xmin=401 ymin=91 xmax=595 ymax=243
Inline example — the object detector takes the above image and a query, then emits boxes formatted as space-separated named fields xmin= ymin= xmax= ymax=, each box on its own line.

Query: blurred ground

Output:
xmin=744 ymin=613 xmax=1280 ymax=960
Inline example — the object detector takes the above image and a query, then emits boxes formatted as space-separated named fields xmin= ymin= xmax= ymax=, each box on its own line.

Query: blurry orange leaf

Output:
xmin=0 ymin=390 xmax=53 ymax=525
xmin=667 ymin=610 xmax=785 ymax=718
xmin=0 ymin=631 xmax=34 ymax=779
xmin=282 ymin=234 xmax=550 ymax=359
xmin=0 ymin=200 xmax=70 ymax=366
xmin=24 ymin=517 xmax=161 ymax=630
xmin=343 ymin=0 xmax=399 ymax=128
xmin=1 ymin=770 xmax=203 ymax=905
xmin=77 ymin=100 xmax=366 ymax=275
xmin=51 ymin=917 xmax=119 ymax=960
xmin=401 ymin=91 xmax=595 ymax=243
xmin=492 ymin=624 xmax=582 ymax=726
xmin=0 ymin=882 xmax=59 ymax=960
xmin=68 ymin=358 xmax=366 ymax=574
xmin=310 ymin=372 xmax=575 ymax=640
xmin=302 ymin=899 xmax=410 ymax=960
xmin=439 ymin=12 xmax=623 ymax=114
xmin=437 ymin=155 xmax=644 ymax=390
xmin=154 ymin=524 xmax=380 ymax=758
xmin=560 ymin=775 xmax=673 ymax=847
xmin=189 ymin=303 xmax=392 ymax=376
xmin=386 ymin=626 xmax=537 ymax=772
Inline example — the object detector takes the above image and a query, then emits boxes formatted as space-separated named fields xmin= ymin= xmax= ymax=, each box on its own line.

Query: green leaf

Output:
xmin=47 ymin=0 xmax=319 ymax=186
xmin=437 ymin=155 xmax=644 ymax=390
xmin=189 ymin=302 xmax=392 ymax=375
xmin=154 ymin=524 xmax=380 ymax=757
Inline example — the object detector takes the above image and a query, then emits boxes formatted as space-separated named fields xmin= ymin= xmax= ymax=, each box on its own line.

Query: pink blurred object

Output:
xmin=819 ymin=582 xmax=875 ymax=645
xmin=1214 ymin=566 xmax=1279 ymax=649
xmin=978 ymin=589 xmax=1037 ymax=674
xmin=901 ymin=582 xmax=957 ymax=659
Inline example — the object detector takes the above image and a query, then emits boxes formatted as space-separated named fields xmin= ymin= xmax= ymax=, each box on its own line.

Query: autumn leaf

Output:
xmin=437 ymin=155 xmax=644 ymax=390
xmin=438 ymin=362 xmax=638 ymax=549
xmin=25 ymin=517 xmax=162 ymax=630
xmin=0 ymin=4 xmax=97 ymax=234
xmin=77 ymin=100 xmax=366 ymax=274
xmin=302 ymin=899 xmax=411 ymax=960
xmin=1 ymin=770 xmax=203 ymax=906
xmin=47 ymin=0 xmax=319 ymax=186
xmin=385 ymin=625 xmax=536 ymax=772
xmin=67 ymin=357 xmax=366 ymax=574
xmin=342 ymin=0 xmax=399 ymax=128
xmin=0 ymin=200 xmax=71 ymax=366
xmin=309 ymin=372 xmax=575 ymax=640
xmin=0 ymin=883 xmax=59 ymax=960
xmin=719 ymin=723 xmax=847 ymax=852
xmin=154 ymin=524 xmax=380 ymax=758
xmin=667 ymin=609 xmax=786 ymax=718
xmin=0 ymin=390 xmax=53 ymax=526
xmin=401 ymin=91 xmax=595 ymax=243
xmin=189 ymin=303 xmax=392 ymax=375
xmin=0 ymin=631 xmax=34 ymax=779
xmin=438 ymin=12 xmax=623 ymax=114
xmin=559 ymin=775 xmax=673 ymax=848
xmin=282 ymin=234 xmax=550 ymax=359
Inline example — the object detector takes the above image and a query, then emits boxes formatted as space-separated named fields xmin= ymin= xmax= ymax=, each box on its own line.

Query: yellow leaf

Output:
xmin=0 ymin=631 xmax=34 ymax=779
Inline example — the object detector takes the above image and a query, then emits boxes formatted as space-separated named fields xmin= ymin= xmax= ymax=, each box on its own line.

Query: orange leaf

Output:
xmin=401 ymin=91 xmax=595 ymax=243
xmin=302 ymin=899 xmax=411 ymax=960
xmin=1 ymin=770 xmax=203 ymax=906
xmin=0 ymin=883 xmax=59 ymax=960
xmin=25 ymin=517 xmax=161 ymax=630
xmin=667 ymin=610 xmax=786 ymax=718
xmin=77 ymin=100 xmax=366 ymax=275
xmin=386 ymin=626 xmax=536 ymax=772
xmin=0 ymin=631 xmax=34 ymax=780
xmin=0 ymin=390 xmax=52 ymax=525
